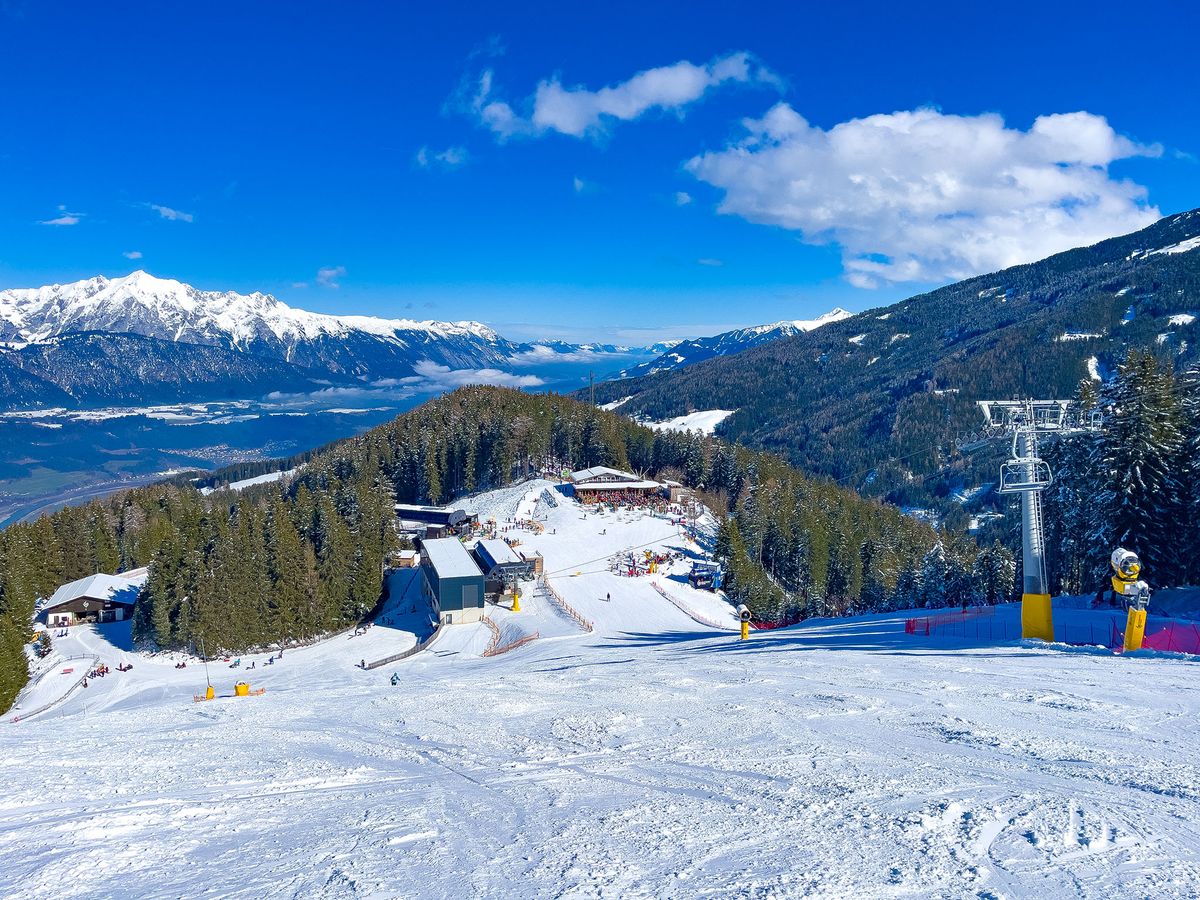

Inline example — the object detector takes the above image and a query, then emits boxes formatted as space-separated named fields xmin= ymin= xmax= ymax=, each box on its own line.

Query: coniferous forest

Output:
xmin=1 ymin=386 xmax=952 ymax=713
xmin=3 ymin=361 xmax=1196 ymax=714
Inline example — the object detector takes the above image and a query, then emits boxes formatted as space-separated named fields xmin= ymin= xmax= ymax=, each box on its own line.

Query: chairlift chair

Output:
xmin=998 ymin=457 xmax=1053 ymax=493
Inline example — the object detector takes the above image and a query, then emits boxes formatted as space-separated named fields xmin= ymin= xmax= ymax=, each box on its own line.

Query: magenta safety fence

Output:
xmin=1140 ymin=621 xmax=1200 ymax=655
xmin=904 ymin=606 xmax=1200 ymax=656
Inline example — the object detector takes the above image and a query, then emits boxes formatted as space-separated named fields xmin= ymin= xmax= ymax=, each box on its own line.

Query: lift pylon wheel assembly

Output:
xmin=976 ymin=399 xmax=1101 ymax=642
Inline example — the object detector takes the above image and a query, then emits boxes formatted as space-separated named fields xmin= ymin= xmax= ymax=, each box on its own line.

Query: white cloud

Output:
xmin=697 ymin=257 xmax=723 ymax=267
xmin=416 ymin=145 xmax=469 ymax=169
xmin=123 ymin=250 xmax=143 ymax=260
xmin=508 ymin=345 xmax=629 ymax=366
xmin=573 ymin=176 xmax=587 ymax=193
xmin=316 ymin=265 xmax=346 ymax=288
xmin=686 ymin=104 xmax=1162 ymax=286
xmin=40 ymin=204 xmax=83 ymax=226
xmin=674 ymin=191 xmax=692 ymax=206
xmin=408 ymin=361 xmax=544 ymax=390
xmin=474 ymin=52 xmax=778 ymax=140
xmin=149 ymin=203 xmax=194 ymax=222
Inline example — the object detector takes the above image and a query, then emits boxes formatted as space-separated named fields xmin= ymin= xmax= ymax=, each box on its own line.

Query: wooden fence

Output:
xmin=480 ymin=615 xmax=540 ymax=657
xmin=362 ymin=622 xmax=444 ymax=670
xmin=9 ymin=653 xmax=100 ymax=724
xmin=539 ymin=575 xmax=594 ymax=633
xmin=649 ymin=580 xmax=737 ymax=631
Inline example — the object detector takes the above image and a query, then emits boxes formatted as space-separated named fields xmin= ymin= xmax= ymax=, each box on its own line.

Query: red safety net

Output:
xmin=1139 ymin=621 xmax=1200 ymax=655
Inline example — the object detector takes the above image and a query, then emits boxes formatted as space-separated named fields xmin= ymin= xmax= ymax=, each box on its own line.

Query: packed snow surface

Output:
xmin=3 ymin=481 xmax=1200 ymax=898
xmin=647 ymin=409 xmax=735 ymax=434
xmin=598 ymin=395 xmax=633 ymax=411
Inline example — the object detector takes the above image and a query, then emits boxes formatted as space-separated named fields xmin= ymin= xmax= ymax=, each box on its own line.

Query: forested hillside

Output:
xmin=2 ymin=386 xmax=969 ymax=714
xmin=1036 ymin=351 xmax=1200 ymax=594
xmin=588 ymin=209 xmax=1200 ymax=515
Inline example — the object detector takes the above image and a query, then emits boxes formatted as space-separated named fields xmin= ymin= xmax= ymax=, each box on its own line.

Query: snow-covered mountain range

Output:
xmin=614 ymin=308 xmax=854 ymax=379
xmin=0 ymin=271 xmax=862 ymax=409
xmin=0 ymin=271 xmax=520 ymax=376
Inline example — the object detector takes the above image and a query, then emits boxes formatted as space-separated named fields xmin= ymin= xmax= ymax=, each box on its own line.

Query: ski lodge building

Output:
xmin=42 ymin=568 xmax=148 ymax=627
xmin=569 ymin=466 xmax=663 ymax=500
xmin=394 ymin=503 xmax=475 ymax=540
xmin=419 ymin=538 xmax=486 ymax=625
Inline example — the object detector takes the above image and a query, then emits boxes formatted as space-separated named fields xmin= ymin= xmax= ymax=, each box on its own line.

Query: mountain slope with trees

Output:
xmin=1 ymin=386 xmax=982 ymax=715
xmin=1 ymin=332 xmax=336 ymax=406
xmin=587 ymin=209 xmax=1200 ymax=512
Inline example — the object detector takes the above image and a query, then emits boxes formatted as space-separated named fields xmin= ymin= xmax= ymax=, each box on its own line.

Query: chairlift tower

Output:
xmin=976 ymin=399 xmax=1097 ymax=642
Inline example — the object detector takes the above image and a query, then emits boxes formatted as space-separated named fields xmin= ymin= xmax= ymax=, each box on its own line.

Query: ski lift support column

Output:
xmin=976 ymin=399 xmax=1089 ymax=642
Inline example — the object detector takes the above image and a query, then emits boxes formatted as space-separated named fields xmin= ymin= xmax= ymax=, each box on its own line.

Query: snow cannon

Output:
xmin=233 ymin=681 xmax=266 ymax=698
xmin=1110 ymin=548 xmax=1141 ymax=597
xmin=737 ymin=604 xmax=752 ymax=641
xmin=193 ymin=684 xmax=216 ymax=703
xmin=1111 ymin=549 xmax=1151 ymax=652
xmin=511 ymin=591 xmax=521 ymax=613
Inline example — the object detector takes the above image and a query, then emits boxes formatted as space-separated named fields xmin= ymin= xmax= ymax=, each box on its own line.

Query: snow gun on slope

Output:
xmin=1110 ymin=548 xmax=1151 ymax=652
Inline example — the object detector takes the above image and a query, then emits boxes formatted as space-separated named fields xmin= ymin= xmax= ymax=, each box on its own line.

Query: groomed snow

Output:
xmin=598 ymin=396 xmax=633 ymax=411
xmin=647 ymin=409 xmax=735 ymax=434
xmin=198 ymin=468 xmax=296 ymax=496
xmin=3 ymin=481 xmax=1200 ymax=898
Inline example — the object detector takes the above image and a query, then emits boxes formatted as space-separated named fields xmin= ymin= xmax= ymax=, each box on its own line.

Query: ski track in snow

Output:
xmin=3 ymin=483 xmax=1200 ymax=899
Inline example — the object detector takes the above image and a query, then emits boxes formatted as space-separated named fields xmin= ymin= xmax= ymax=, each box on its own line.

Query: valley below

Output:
xmin=0 ymin=355 xmax=645 ymax=527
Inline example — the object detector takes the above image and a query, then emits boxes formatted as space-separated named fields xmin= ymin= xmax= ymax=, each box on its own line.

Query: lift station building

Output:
xmin=420 ymin=538 xmax=486 ymax=625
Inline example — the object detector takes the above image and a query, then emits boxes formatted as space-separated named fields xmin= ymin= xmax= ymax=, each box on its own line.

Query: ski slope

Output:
xmin=2 ymin=482 xmax=1199 ymax=898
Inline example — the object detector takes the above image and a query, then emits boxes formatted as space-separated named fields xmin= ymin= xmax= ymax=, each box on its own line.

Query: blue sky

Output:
xmin=1 ymin=0 xmax=1197 ymax=342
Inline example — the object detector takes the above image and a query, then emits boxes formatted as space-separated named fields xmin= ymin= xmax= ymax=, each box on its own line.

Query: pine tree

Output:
xmin=1097 ymin=351 xmax=1186 ymax=585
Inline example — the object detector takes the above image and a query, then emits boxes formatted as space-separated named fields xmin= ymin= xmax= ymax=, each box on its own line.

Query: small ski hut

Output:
xmin=43 ymin=569 xmax=147 ymax=626
xmin=420 ymin=538 xmax=485 ymax=625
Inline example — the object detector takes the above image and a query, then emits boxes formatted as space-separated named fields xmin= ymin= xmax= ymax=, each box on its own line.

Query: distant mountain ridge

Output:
xmin=614 ymin=308 xmax=854 ymax=378
xmin=0 ymin=271 xmax=661 ymax=409
xmin=585 ymin=207 xmax=1200 ymax=513
xmin=2 ymin=332 xmax=329 ymax=406
xmin=0 ymin=271 xmax=524 ymax=377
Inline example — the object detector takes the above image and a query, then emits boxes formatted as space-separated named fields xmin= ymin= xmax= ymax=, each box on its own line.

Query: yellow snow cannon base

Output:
xmin=740 ymin=621 xmax=750 ymax=641
xmin=1124 ymin=607 xmax=1147 ymax=653
xmin=1021 ymin=593 xmax=1054 ymax=642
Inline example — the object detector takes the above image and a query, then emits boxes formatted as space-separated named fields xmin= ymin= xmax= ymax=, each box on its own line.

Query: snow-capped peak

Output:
xmin=0 ymin=271 xmax=500 ymax=352
xmin=748 ymin=308 xmax=855 ymax=336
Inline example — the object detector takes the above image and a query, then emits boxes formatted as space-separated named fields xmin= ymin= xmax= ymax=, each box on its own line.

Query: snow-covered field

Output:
xmin=3 ymin=482 xmax=1199 ymax=898
xmin=647 ymin=409 xmax=735 ymax=434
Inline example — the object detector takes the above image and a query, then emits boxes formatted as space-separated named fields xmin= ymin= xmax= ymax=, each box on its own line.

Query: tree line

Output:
xmin=1037 ymin=351 xmax=1200 ymax=594
xmin=2 ymin=386 xmax=972 ymax=713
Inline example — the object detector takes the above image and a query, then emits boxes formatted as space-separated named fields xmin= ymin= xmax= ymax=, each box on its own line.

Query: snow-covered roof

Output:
xmin=420 ymin=538 xmax=483 ymax=579
xmin=45 ymin=571 xmax=146 ymax=610
xmin=476 ymin=539 xmax=522 ymax=568
xmin=570 ymin=466 xmax=641 ymax=483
